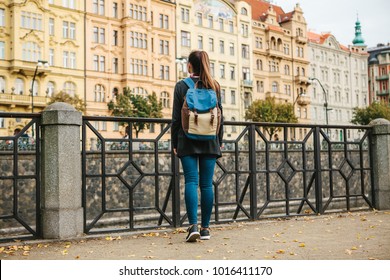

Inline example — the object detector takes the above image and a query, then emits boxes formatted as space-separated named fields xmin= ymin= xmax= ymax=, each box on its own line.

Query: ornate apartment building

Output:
xmin=307 ymin=18 xmax=369 ymax=141
xmin=0 ymin=0 xmax=85 ymax=135
xmin=246 ymin=0 xmax=310 ymax=125
xmin=368 ymin=43 xmax=390 ymax=104
xmin=85 ymin=0 xmax=176 ymax=137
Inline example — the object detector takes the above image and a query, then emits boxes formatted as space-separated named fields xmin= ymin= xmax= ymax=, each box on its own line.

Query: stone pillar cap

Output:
xmin=369 ymin=118 xmax=390 ymax=126
xmin=44 ymin=102 xmax=77 ymax=112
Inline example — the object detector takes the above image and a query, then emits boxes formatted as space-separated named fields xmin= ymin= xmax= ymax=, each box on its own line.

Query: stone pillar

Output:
xmin=41 ymin=102 xmax=83 ymax=238
xmin=370 ymin=118 xmax=390 ymax=210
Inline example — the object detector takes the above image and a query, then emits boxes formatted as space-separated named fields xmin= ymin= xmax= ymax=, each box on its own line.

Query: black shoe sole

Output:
xmin=186 ymin=232 xmax=200 ymax=242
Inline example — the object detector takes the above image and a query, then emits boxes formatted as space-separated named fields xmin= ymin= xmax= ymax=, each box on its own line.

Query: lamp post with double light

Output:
xmin=30 ymin=60 xmax=49 ymax=113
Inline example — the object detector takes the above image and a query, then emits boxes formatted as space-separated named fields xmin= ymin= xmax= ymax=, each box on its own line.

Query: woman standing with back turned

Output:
xmin=171 ymin=50 xmax=224 ymax=242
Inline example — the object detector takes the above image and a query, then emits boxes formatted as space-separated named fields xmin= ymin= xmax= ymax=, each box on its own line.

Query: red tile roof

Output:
xmin=243 ymin=0 xmax=288 ymax=22
xmin=307 ymin=31 xmax=332 ymax=44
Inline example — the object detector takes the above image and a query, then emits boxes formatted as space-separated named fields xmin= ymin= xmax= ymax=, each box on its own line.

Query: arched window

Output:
xmin=256 ymin=59 xmax=263 ymax=70
xmin=270 ymin=37 xmax=276 ymax=50
xmin=0 ymin=76 xmax=5 ymax=93
xmin=160 ymin=91 xmax=170 ymax=108
xmin=94 ymin=84 xmax=105 ymax=102
xmin=112 ymin=87 xmax=119 ymax=96
xmin=47 ymin=82 xmax=55 ymax=97
xmin=63 ymin=81 xmax=76 ymax=96
xmin=15 ymin=78 xmax=24 ymax=95
xmin=272 ymin=81 xmax=278 ymax=93
xmin=30 ymin=80 xmax=39 ymax=96
xmin=241 ymin=8 xmax=248 ymax=15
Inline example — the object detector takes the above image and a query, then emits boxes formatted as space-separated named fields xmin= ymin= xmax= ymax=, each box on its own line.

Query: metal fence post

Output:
xmin=249 ymin=124 xmax=258 ymax=220
xmin=370 ymin=118 xmax=390 ymax=210
xmin=41 ymin=102 xmax=83 ymax=238
xmin=314 ymin=126 xmax=323 ymax=214
xmin=172 ymin=153 xmax=181 ymax=227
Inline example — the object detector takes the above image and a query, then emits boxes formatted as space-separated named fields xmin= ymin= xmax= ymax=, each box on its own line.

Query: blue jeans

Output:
xmin=180 ymin=155 xmax=216 ymax=228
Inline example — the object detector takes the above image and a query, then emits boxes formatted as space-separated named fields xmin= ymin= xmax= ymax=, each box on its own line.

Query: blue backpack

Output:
xmin=181 ymin=77 xmax=221 ymax=141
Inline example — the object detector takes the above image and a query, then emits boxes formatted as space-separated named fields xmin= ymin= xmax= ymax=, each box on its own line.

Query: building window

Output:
xmin=129 ymin=59 xmax=148 ymax=75
xmin=15 ymin=78 xmax=25 ymax=95
xmin=229 ymin=42 xmax=234 ymax=56
xmin=220 ymin=64 xmax=225 ymax=79
xmin=159 ymin=14 xmax=169 ymax=29
xmin=63 ymin=81 xmax=76 ymax=96
xmin=63 ymin=51 xmax=76 ymax=69
xmin=130 ymin=32 xmax=147 ymax=49
xmin=0 ymin=76 xmax=5 ymax=93
xmin=208 ymin=15 xmax=213 ymax=28
xmin=21 ymin=11 xmax=42 ymax=30
xmin=47 ymin=82 xmax=55 ymax=97
xmin=219 ymin=18 xmax=224 ymax=31
xmin=229 ymin=21 xmax=233 ymax=33
xmin=196 ymin=12 xmax=203 ymax=26
xmin=0 ymin=41 xmax=4 ymax=59
xmin=241 ymin=44 xmax=249 ymax=59
xmin=62 ymin=0 xmax=75 ymax=9
xmin=209 ymin=38 xmax=214 ymax=52
xmin=241 ymin=8 xmax=248 ymax=15
xmin=219 ymin=40 xmax=225 ymax=54
xmin=284 ymin=65 xmax=290 ymax=75
xmin=220 ymin=89 xmax=225 ymax=103
xmin=241 ymin=24 xmax=248 ymax=37
xmin=94 ymin=84 xmax=105 ymax=102
xmin=100 ymin=28 xmax=105 ymax=44
xmin=129 ymin=4 xmax=147 ymax=21
xmin=255 ymin=37 xmax=263 ymax=49
xmin=22 ymin=42 xmax=41 ymax=62
xmin=112 ymin=2 xmax=118 ymax=18
xmin=49 ymin=18 xmax=55 ymax=36
xmin=272 ymin=82 xmax=278 ymax=93
xmin=256 ymin=59 xmax=263 ymax=70
xmin=113 ymin=57 xmax=118 ymax=73
xmin=242 ymin=67 xmax=250 ymax=81
xmin=160 ymin=91 xmax=170 ymax=108
xmin=0 ymin=9 xmax=5 ymax=27
xmin=231 ymin=90 xmax=236 ymax=105
xmin=133 ymin=87 xmax=147 ymax=95
xmin=198 ymin=36 xmax=203 ymax=49
xmin=181 ymin=31 xmax=190 ymax=47
xmin=210 ymin=62 xmax=215 ymax=77
xmin=113 ymin=30 xmax=118 ymax=46
xmin=63 ymin=21 xmax=76 ymax=39
xmin=181 ymin=8 xmax=189 ymax=23
xmin=230 ymin=66 xmax=235 ymax=80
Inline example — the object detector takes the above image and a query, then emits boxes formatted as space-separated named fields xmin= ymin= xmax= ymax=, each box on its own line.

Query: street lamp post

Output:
xmin=309 ymin=77 xmax=332 ymax=129
xmin=31 ymin=60 xmax=49 ymax=113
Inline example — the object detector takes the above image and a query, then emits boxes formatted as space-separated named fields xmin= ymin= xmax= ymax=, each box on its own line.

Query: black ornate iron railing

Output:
xmin=0 ymin=112 xmax=41 ymax=242
xmin=81 ymin=116 xmax=374 ymax=234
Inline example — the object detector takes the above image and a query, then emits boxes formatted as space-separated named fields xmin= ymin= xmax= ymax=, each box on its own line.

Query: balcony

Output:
xmin=241 ymin=80 xmax=253 ymax=88
xmin=9 ymin=60 xmax=51 ymax=76
xmin=377 ymin=90 xmax=390 ymax=96
xmin=0 ymin=93 xmax=50 ymax=109
xmin=296 ymin=35 xmax=307 ymax=44
xmin=266 ymin=48 xmax=284 ymax=59
xmin=376 ymin=75 xmax=389 ymax=81
xmin=295 ymin=75 xmax=310 ymax=85
xmin=297 ymin=95 xmax=311 ymax=106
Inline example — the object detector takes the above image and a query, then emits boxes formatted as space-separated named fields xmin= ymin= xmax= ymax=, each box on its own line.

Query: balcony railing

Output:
xmin=377 ymin=89 xmax=390 ymax=96
xmin=0 ymin=93 xmax=50 ymax=108
xmin=376 ymin=75 xmax=389 ymax=81
xmin=241 ymin=80 xmax=253 ymax=88
xmin=295 ymin=75 xmax=309 ymax=84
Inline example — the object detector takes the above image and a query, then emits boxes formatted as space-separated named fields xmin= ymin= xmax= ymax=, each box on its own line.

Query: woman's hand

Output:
xmin=173 ymin=148 xmax=177 ymax=155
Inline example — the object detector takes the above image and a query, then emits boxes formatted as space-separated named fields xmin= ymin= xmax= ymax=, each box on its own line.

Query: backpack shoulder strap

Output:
xmin=183 ymin=77 xmax=195 ymax=89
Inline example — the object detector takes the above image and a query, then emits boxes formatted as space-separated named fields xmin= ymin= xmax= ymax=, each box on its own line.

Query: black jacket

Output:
xmin=171 ymin=77 xmax=224 ymax=158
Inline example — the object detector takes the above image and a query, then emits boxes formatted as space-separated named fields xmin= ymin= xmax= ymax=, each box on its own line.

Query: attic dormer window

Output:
xmin=241 ymin=7 xmax=248 ymax=16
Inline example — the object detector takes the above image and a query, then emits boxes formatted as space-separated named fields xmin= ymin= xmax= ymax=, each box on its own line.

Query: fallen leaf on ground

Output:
xmin=276 ymin=250 xmax=285 ymax=254
xmin=299 ymin=243 xmax=306 ymax=248
xmin=62 ymin=250 xmax=68 ymax=255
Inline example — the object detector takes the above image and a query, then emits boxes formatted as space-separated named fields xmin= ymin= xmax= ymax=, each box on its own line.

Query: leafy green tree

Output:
xmin=245 ymin=97 xmax=298 ymax=140
xmin=351 ymin=102 xmax=390 ymax=125
xmin=108 ymin=87 xmax=163 ymax=138
xmin=48 ymin=91 xmax=86 ymax=113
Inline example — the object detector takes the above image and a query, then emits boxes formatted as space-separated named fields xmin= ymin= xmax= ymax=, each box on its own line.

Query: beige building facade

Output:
xmin=307 ymin=26 xmax=369 ymax=141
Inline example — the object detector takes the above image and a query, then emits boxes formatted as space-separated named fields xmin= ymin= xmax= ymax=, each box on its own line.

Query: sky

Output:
xmin=278 ymin=0 xmax=390 ymax=48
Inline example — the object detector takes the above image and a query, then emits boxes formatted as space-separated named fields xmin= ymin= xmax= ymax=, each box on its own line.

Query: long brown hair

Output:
xmin=188 ymin=50 xmax=219 ymax=95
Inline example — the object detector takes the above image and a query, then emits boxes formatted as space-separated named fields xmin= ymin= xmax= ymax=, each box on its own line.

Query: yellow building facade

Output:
xmin=0 ymin=0 xmax=85 ymax=135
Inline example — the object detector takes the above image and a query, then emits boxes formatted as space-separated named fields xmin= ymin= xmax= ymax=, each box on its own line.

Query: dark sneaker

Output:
xmin=186 ymin=224 xmax=200 ymax=242
xmin=200 ymin=228 xmax=210 ymax=240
